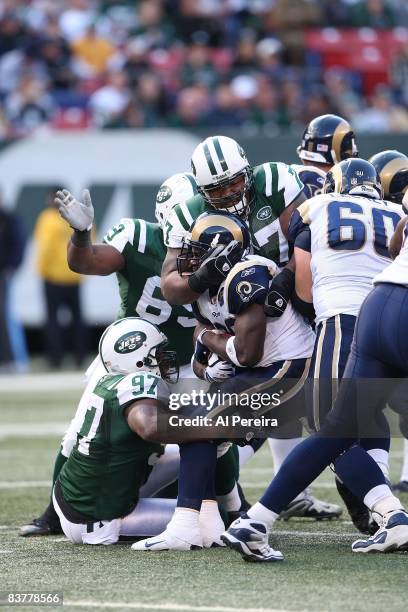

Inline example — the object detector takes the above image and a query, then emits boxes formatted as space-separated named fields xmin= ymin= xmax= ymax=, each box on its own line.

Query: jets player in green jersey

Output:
xmin=53 ymin=316 xmax=226 ymax=547
xmin=20 ymin=172 xmax=199 ymax=538
xmin=161 ymin=135 xmax=307 ymax=308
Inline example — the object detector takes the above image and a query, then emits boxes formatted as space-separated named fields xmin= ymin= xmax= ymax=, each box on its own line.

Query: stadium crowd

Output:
xmin=0 ymin=0 xmax=407 ymax=136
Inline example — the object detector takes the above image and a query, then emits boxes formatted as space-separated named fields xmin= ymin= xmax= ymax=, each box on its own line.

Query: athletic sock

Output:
xmin=217 ymin=483 xmax=241 ymax=512
xmin=247 ymin=502 xmax=278 ymax=530
xmin=177 ymin=442 xmax=217 ymax=511
xmin=268 ymin=437 xmax=303 ymax=474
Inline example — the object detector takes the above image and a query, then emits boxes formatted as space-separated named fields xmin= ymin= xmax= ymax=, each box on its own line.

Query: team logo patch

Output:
xmin=257 ymin=206 xmax=272 ymax=221
xmin=236 ymin=281 xmax=265 ymax=303
xmin=241 ymin=266 xmax=256 ymax=278
xmin=156 ymin=185 xmax=172 ymax=203
xmin=115 ymin=331 xmax=147 ymax=354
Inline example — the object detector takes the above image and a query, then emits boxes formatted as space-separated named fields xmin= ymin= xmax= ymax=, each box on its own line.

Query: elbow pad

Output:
xmin=291 ymin=291 xmax=315 ymax=323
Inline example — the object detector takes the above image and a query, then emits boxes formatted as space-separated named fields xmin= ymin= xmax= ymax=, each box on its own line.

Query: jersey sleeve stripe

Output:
xmin=271 ymin=163 xmax=279 ymax=197
xmin=179 ymin=202 xmax=194 ymax=230
xmin=263 ymin=163 xmax=273 ymax=196
xmin=137 ymin=219 xmax=147 ymax=253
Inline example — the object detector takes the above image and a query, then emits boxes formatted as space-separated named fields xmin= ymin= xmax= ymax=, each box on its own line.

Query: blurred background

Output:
xmin=0 ymin=0 xmax=407 ymax=373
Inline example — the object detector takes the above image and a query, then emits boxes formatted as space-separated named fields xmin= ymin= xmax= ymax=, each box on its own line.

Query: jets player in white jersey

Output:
xmin=288 ymin=158 xmax=404 ymax=533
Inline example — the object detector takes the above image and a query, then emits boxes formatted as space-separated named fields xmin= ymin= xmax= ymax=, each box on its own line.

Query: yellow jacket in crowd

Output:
xmin=34 ymin=206 xmax=83 ymax=285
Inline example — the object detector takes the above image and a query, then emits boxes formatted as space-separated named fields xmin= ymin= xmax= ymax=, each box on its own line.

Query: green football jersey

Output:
xmin=103 ymin=218 xmax=196 ymax=364
xmin=58 ymin=371 xmax=168 ymax=521
xmin=164 ymin=162 xmax=303 ymax=265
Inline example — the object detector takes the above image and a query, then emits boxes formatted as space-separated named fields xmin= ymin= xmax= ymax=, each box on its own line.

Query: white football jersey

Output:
xmin=374 ymin=222 xmax=408 ymax=286
xmin=289 ymin=193 xmax=404 ymax=325
xmin=193 ymin=255 xmax=315 ymax=366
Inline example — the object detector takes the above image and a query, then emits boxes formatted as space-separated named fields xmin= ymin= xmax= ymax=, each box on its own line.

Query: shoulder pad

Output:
xmin=224 ymin=260 xmax=270 ymax=315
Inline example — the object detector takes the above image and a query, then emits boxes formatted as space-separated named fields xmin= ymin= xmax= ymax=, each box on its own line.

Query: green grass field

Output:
xmin=1 ymin=377 xmax=408 ymax=612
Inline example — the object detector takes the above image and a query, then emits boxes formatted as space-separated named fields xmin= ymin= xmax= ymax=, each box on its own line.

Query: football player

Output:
xmin=263 ymin=114 xmax=359 ymax=513
xmin=20 ymin=173 xmax=197 ymax=537
xmin=369 ymin=149 xmax=408 ymax=493
xmin=161 ymin=134 xmax=306 ymax=309
xmin=222 ymin=160 xmax=408 ymax=561
xmin=53 ymin=316 xmax=225 ymax=547
xmin=133 ymin=212 xmax=341 ymax=552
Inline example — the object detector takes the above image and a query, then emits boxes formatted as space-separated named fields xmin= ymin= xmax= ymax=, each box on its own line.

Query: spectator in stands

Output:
xmin=169 ymin=84 xmax=211 ymax=127
xmin=352 ymin=85 xmax=408 ymax=132
xmin=391 ymin=40 xmax=408 ymax=106
xmin=4 ymin=75 xmax=54 ymax=134
xmin=207 ymin=82 xmax=242 ymax=127
xmin=71 ymin=23 xmax=117 ymax=78
xmin=0 ymin=198 xmax=26 ymax=371
xmin=59 ymin=0 xmax=94 ymax=42
xmin=349 ymin=0 xmax=396 ymax=28
xmin=180 ymin=35 xmax=219 ymax=89
xmin=33 ymin=188 xmax=88 ymax=369
xmin=0 ymin=12 xmax=28 ymax=57
xmin=136 ymin=73 xmax=169 ymax=127
xmin=89 ymin=70 xmax=130 ymax=127
xmin=324 ymin=69 xmax=362 ymax=120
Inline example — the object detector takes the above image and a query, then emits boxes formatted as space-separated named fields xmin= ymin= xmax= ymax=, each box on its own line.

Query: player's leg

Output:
xmin=223 ymin=286 xmax=408 ymax=559
xmin=53 ymin=487 xmax=121 ymax=545
xmin=132 ymin=441 xmax=218 ymax=551
xmin=388 ymin=380 xmax=408 ymax=492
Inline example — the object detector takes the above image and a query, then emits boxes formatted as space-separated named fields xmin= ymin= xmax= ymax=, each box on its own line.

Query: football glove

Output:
xmin=188 ymin=240 xmax=244 ymax=294
xmin=193 ymin=330 xmax=212 ymax=366
xmin=264 ymin=268 xmax=295 ymax=317
xmin=55 ymin=188 xmax=94 ymax=231
xmin=204 ymin=355 xmax=235 ymax=383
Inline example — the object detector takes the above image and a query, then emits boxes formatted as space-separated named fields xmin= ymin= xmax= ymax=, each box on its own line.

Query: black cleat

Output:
xmin=20 ymin=517 xmax=62 ymax=537
xmin=335 ymin=478 xmax=378 ymax=535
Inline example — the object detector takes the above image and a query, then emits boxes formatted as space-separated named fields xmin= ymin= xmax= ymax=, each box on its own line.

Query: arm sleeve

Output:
xmin=288 ymin=207 xmax=311 ymax=252
xmin=116 ymin=373 xmax=170 ymax=409
xmin=103 ymin=218 xmax=137 ymax=253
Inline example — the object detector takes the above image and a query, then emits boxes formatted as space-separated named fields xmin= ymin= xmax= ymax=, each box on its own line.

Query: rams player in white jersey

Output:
xmin=222 ymin=160 xmax=408 ymax=561
xmin=288 ymin=158 xmax=404 ymax=533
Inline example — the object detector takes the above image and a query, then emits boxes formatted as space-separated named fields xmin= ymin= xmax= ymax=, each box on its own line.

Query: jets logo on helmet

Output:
xmin=99 ymin=317 xmax=179 ymax=383
xmin=368 ymin=150 xmax=408 ymax=204
xmin=324 ymin=159 xmax=383 ymax=199
xmin=177 ymin=210 xmax=251 ymax=276
xmin=115 ymin=331 xmax=147 ymax=354
xmin=155 ymin=172 xmax=198 ymax=231
xmin=191 ymin=136 xmax=254 ymax=218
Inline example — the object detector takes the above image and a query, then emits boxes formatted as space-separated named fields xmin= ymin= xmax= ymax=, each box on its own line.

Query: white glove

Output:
xmin=204 ymin=354 xmax=235 ymax=383
xmin=55 ymin=189 xmax=94 ymax=231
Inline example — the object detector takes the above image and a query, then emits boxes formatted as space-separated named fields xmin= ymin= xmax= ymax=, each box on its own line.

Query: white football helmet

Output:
xmin=99 ymin=317 xmax=178 ymax=382
xmin=155 ymin=172 xmax=198 ymax=230
xmin=191 ymin=136 xmax=254 ymax=218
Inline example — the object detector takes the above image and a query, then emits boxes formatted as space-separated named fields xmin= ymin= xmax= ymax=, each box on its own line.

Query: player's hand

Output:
xmin=204 ymin=355 xmax=235 ymax=383
xmin=264 ymin=268 xmax=295 ymax=317
xmin=193 ymin=330 xmax=212 ymax=365
xmin=188 ymin=240 xmax=245 ymax=294
xmin=55 ymin=189 xmax=94 ymax=231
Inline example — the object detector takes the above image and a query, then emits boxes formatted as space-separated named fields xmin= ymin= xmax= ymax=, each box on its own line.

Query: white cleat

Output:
xmin=352 ymin=509 xmax=408 ymax=553
xmin=131 ymin=526 xmax=203 ymax=551
xmin=199 ymin=516 xmax=226 ymax=548
xmin=221 ymin=514 xmax=283 ymax=562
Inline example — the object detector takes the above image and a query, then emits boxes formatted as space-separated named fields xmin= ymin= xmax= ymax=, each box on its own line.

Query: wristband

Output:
xmin=71 ymin=229 xmax=91 ymax=248
xmin=225 ymin=336 xmax=242 ymax=367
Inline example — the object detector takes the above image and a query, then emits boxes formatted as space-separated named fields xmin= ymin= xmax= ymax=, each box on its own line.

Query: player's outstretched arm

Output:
xmin=389 ymin=216 xmax=408 ymax=259
xmin=161 ymin=248 xmax=201 ymax=305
